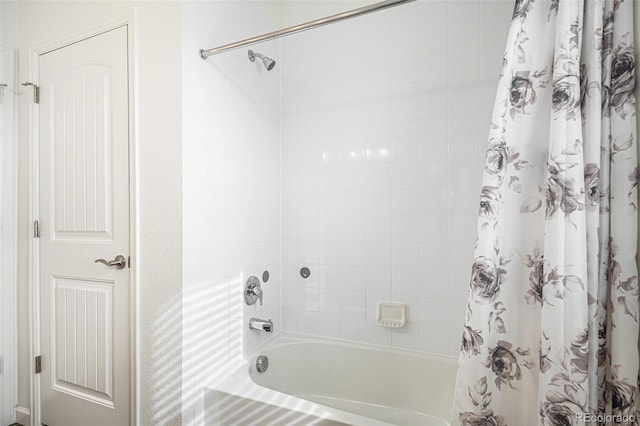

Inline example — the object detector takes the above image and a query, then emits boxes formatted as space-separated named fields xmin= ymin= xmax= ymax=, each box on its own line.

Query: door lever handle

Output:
xmin=95 ymin=255 xmax=127 ymax=269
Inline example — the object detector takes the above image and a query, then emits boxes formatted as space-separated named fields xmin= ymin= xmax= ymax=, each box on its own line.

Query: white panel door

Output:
xmin=38 ymin=26 xmax=130 ymax=426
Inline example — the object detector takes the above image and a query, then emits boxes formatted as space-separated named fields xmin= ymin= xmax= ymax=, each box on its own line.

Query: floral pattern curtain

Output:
xmin=453 ymin=0 xmax=639 ymax=424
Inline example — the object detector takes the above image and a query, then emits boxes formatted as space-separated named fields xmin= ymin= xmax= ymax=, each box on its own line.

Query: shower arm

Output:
xmin=199 ymin=0 xmax=415 ymax=60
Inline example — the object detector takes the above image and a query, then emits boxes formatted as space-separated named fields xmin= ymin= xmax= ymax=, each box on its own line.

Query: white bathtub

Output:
xmin=204 ymin=333 xmax=457 ymax=425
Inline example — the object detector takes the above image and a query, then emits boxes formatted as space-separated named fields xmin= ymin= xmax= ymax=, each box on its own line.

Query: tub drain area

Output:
xmin=256 ymin=355 xmax=269 ymax=373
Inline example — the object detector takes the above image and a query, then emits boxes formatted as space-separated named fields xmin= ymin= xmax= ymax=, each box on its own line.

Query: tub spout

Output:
xmin=249 ymin=317 xmax=273 ymax=333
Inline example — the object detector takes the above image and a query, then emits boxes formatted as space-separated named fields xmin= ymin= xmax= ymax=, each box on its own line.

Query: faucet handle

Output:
xmin=251 ymin=284 xmax=263 ymax=305
xmin=244 ymin=276 xmax=264 ymax=306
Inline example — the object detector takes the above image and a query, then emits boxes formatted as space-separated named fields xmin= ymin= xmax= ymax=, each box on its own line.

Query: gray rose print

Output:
xmin=539 ymin=332 xmax=552 ymax=374
xmin=479 ymin=186 xmax=502 ymax=226
xmin=485 ymin=140 xmax=509 ymax=179
xmin=483 ymin=340 xmax=532 ymax=390
xmin=583 ymin=163 xmax=600 ymax=208
xmin=617 ymin=275 xmax=638 ymax=322
xmin=486 ymin=342 xmax=521 ymax=389
xmin=470 ymin=256 xmax=508 ymax=304
xmin=460 ymin=377 xmax=507 ymax=426
xmin=568 ymin=329 xmax=589 ymax=381
xmin=484 ymin=139 xmax=528 ymax=193
xmin=523 ymin=248 xmax=544 ymax=305
xmin=552 ymin=74 xmax=581 ymax=120
xmin=540 ymin=267 xmax=584 ymax=306
xmin=520 ymin=197 xmax=543 ymax=213
xmin=611 ymin=365 xmax=637 ymax=416
xmin=540 ymin=330 xmax=589 ymax=425
xmin=514 ymin=28 xmax=530 ymax=64
xmin=599 ymin=12 xmax=613 ymax=113
xmin=459 ymin=412 xmax=507 ymax=426
xmin=545 ymin=159 xmax=585 ymax=220
xmin=509 ymin=68 xmax=549 ymax=118
xmin=609 ymin=238 xmax=639 ymax=322
xmin=512 ymin=0 xmax=534 ymax=21
xmin=611 ymin=133 xmax=634 ymax=163
xmin=629 ymin=166 xmax=638 ymax=208
xmin=541 ymin=381 xmax=586 ymax=425
xmin=510 ymin=71 xmax=536 ymax=117
xmin=488 ymin=301 xmax=506 ymax=334
xmin=454 ymin=0 xmax=639 ymax=423
xmin=610 ymin=41 xmax=636 ymax=118
xmin=601 ymin=84 xmax=612 ymax=117
xmin=579 ymin=64 xmax=589 ymax=119
xmin=596 ymin=319 xmax=607 ymax=369
xmin=539 ymin=401 xmax=582 ymax=426
xmin=600 ymin=11 xmax=614 ymax=59
xmin=547 ymin=0 xmax=558 ymax=21
xmin=461 ymin=326 xmax=484 ymax=357
xmin=629 ymin=166 xmax=638 ymax=190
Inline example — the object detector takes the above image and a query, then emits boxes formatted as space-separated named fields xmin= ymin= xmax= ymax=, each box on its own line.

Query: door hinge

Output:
xmin=0 ymin=83 xmax=7 ymax=104
xmin=35 ymin=355 xmax=42 ymax=374
xmin=34 ymin=220 xmax=40 ymax=238
xmin=21 ymin=82 xmax=39 ymax=104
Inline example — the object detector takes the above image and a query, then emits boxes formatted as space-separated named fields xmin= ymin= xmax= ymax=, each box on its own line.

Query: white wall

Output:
xmin=278 ymin=0 xmax=513 ymax=356
xmin=182 ymin=1 xmax=282 ymax=424
xmin=279 ymin=0 xmax=377 ymax=28
xmin=16 ymin=2 xmax=182 ymax=425
xmin=0 ymin=2 xmax=19 ymax=424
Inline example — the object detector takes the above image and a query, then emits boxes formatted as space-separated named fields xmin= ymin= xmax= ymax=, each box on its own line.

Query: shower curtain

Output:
xmin=454 ymin=0 xmax=639 ymax=425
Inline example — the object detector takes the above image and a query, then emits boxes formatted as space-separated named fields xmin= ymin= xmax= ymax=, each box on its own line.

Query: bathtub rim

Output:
xmin=249 ymin=331 xmax=459 ymax=367
xmin=246 ymin=331 xmax=458 ymax=425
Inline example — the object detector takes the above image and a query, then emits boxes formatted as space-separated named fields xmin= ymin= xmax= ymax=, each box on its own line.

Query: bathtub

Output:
xmin=204 ymin=333 xmax=457 ymax=425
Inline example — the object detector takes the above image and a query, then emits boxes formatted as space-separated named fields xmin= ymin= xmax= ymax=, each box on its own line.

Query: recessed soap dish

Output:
xmin=377 ymin=301 xmax=407 ymax=328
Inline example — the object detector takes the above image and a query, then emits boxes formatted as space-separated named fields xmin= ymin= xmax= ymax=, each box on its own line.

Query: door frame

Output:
xmin=1 ymin=44 xmax=18 ymax=426
xmin=27 ymin=8 xmax=139 ymax=426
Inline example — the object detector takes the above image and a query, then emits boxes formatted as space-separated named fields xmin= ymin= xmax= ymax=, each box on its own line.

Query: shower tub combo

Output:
xmin=197 ymin=1 xmax=473 ymax=424
xmin=205 ymin=333 xmax=457 ymax=425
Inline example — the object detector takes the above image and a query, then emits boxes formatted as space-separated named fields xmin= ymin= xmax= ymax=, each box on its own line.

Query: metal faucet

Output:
xmin=249 ymin=317 xmax=273 ymax=333
xmin=250 ymin=285 xmax=263 ymax=305
xmin=244 ymin=276 xmax=263 ymax=306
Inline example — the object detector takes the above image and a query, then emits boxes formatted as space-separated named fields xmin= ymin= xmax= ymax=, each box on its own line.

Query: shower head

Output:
xmin=248 ymin=49 xmax=276 ymax=71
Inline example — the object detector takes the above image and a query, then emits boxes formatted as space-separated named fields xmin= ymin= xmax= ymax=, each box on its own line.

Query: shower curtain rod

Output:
xmin=199 ymin=0 xmax=416 ymax=60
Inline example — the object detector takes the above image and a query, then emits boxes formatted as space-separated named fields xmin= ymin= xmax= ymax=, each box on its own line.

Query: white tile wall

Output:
xmin=183 ymin=1 xmax=283 ymax=390
xmin=184 ymin=1 xmax=514 ymax=390
xmin=279 ymin=0 xmax=513 ymax=356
